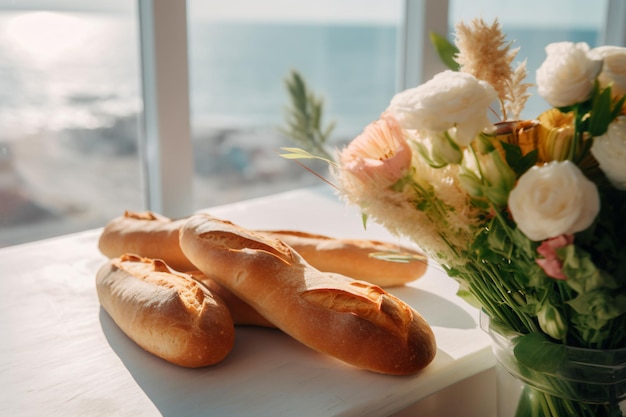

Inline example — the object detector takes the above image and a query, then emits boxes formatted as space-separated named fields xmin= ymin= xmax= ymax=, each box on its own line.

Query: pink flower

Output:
xmin=535 ymin=234 xmax=574 ymax=280
xmin=339 ymin=113 xmax=412 ymax=188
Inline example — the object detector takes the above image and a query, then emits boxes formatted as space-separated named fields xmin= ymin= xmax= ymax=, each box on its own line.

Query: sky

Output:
xmin=0 ymin=0 xmax=608 ymax=28
xmin=450 ymin=0 xmax=607 ymax=29
xmin=0 ymin=0 xmax=131 ymax=13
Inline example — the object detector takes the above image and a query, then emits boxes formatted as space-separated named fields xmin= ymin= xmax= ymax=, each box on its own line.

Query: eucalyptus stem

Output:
xmin=280 ymin=69 xmax=336 ymax=162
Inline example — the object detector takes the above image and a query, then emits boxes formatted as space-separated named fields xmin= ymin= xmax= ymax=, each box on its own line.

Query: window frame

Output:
xmin=603 ymin=0 xmax=626 ymax=46
xmin=139 ymin=0 xmax=625 ymax=216
xmin=138 ymin=0 xmax=193 ymax=218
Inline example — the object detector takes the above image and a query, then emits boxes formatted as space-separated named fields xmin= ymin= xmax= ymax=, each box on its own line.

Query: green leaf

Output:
xmin=322 ymin=121 xmax=337 ymax=142
xmin=584 ymin=83 xmax=626 ymax=138
xmin=455 ymin=288 xmax=482 ymax=309
xmin=499 ymin=140 xmax=538 ymax=177
xmin=279 ymin=147 xmax=317 ymax=159
xmin=486 ymin=219 xmax=512 ymax=256
xmin=567 ymin=290 xmax=626 ymax=322
xmin=278 ymin=147 xmax=336 ymax=165
xmin=429 ymin=32 xmax=460 ymax=71
xmin=361 ymin=212 xmax=369 ymax=230
xmin=575 ymin=137 xmax=594 ymax=166
xmin=513 ymin=332 xmax=567 ymax=372
xmin=611 ymin=94 xmax=626 ymax=120
xmin=458 ymin=170 xmax=484 ymax=198
xmin=414 ymin=141 xmax=450 ymax=168
xmin=369 ymin=251 xmax=428 ymax=263
xmin=559 ymin=245 xmax=618 ymax=293
xmin=587 ymin=85 xmax=614 ymax=136
xmin=474 ymin=133 xmax=496 ymax=154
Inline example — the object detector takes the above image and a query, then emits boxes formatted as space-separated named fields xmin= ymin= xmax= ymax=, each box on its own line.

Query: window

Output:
xmin=0 ymin=0 xmax=622 ymax=247
xmin=186 ymin=0 xmax=404 ymax=209
xmin=0 ymin=2 xmax=142 ymax=246
xmin=449 ymin=0 xmax=611 ymax=118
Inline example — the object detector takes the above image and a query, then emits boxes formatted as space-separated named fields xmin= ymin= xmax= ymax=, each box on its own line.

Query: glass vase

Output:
xmin=480 ymin=312 xmax=626 ymax=417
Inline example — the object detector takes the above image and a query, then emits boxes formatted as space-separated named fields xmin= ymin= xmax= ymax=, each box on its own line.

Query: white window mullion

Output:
xmin=397 ymin=0 xmax=449 ymax=91
xmin=138 ymin=0 xmax=193 ymax=218
xmin=602 ymin=0 xmax=626 ymax=46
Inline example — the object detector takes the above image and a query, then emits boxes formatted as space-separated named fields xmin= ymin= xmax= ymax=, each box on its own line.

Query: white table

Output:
xmin=0 ymin=187 xmax=496 ymax=417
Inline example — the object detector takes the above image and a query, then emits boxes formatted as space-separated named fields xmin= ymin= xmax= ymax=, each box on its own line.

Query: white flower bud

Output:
xmin=538 ymin=303 xmax=568 ymax=340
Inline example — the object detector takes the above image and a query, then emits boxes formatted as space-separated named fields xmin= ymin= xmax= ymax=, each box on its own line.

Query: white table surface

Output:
xmin=0 ymin=186 xmax=495 ymax=417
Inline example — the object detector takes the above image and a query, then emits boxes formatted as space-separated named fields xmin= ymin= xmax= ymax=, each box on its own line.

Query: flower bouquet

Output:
xmin=283 ymin=18 xmax=626 ymax=417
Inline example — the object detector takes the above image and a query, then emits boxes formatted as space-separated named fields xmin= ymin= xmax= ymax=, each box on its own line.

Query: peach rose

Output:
xmin=339 ymin=113 xmax=412 ymax=188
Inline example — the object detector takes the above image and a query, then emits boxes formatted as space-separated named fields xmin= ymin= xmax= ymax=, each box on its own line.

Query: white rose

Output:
xmin=591 ymin=116 xmax=626 ymax=190
xmin=386 ymin=70 xmax=497 ymax=146
xmin=508 ymin=161 xmax=600 ymax=241
xmin=590 ymin=45 xmax=626 ymax=97
xmin=536 ymin=42 xmax=602 ymax=108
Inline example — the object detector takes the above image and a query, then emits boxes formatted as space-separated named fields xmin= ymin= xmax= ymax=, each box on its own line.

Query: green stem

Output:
xmin=568 ymin=106 xmax=583 ymax=162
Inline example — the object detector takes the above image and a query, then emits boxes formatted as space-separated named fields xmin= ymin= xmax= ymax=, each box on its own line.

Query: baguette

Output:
xmin=187 ymin=271 xmax=274 ymax=328
xmin=96 ymin=254 xmax=235 ymax=367
xmin=98 ymin=211 xmax=195 ymax=272
xmin=263 ymin=230 xmax=427 ymax=287
xmin=98 ymin=211 xmax=427 ymax=287
xmin=179 ymin=214 xmax=437 ymax=375
xmin=98 ymin=211 xmax=272 ymax=326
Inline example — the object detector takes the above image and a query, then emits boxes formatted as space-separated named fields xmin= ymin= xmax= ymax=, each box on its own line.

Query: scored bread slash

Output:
xmin=96 ymin=254 xmax=235 ymax=368
xmin=300 ymin=278 xmax=414 ymax=339
xmin=180 ymin=214 xmax=437 ymax=375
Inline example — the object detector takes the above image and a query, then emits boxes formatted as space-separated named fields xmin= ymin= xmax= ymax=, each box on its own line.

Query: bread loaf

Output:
xmin=98 ymin=211 xmax=195 ymax=272
xmin=96 ymin=254 xmax=235 ymax=367
xmin=179 ymin=214 xmax=437 ymax=375
xmin=187 ymin=271 xmax=274 ymax=328
xmin=98 ymin=211 xmax=427 ymax=287
xmin=263 ymin=230 xmax=427 ymax=287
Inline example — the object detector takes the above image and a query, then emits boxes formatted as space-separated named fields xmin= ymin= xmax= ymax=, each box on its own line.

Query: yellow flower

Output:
xmin=339 ymin=113 xmax=412 ymax=189
xmin=495 ymin=119 xmax=540 ymax=156
xmin=537 ymin=109 xmax=576 ymax=162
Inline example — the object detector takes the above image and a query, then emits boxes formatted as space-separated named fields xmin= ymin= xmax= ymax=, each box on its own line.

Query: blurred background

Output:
xmin=0 ymin=0 xmax=611 ymax=246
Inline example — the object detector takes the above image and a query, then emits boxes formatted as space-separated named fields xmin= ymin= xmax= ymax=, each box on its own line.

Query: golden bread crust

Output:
xmin=179 ymin=214 xmax=436 ymax=375
xmin=96 ymin=254 xmax=235 ymax=368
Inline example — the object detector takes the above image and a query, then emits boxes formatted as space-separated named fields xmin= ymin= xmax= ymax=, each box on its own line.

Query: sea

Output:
xmin=0 ymin=11 xmax=602 ymax=245
xmin=0 ymin=11 xmax=599 ymax=144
